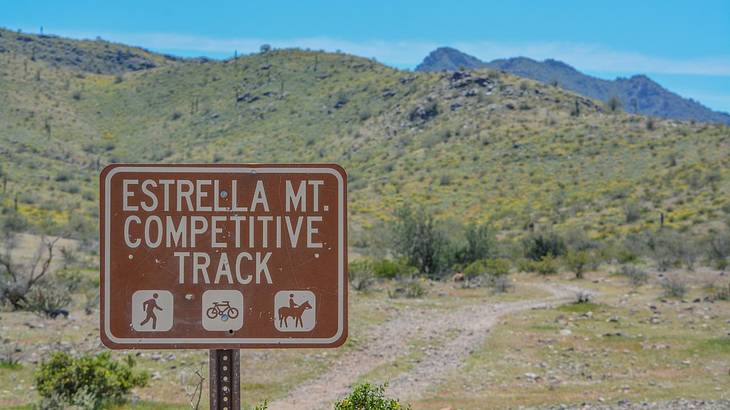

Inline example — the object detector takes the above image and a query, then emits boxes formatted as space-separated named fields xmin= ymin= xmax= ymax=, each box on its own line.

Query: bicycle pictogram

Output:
xmin=206 ymin=300 xmax=240 ymax=322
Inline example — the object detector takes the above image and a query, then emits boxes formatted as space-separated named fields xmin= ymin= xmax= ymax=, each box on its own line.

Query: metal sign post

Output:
xmin=209 ymin=349 xmax=240 ymax=410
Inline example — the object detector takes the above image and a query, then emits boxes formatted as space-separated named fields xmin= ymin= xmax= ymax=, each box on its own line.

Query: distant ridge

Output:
xmin=416 ymin=47 xmax=730 ymax=125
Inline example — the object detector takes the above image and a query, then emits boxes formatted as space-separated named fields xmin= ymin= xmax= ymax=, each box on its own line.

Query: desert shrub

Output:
xmin=514 ymin=258 xmax=533 ymax=273
xmin=334 ymin=383 xmax=410 ymax=410
xmin=458 ymin=223 xmax=495 ymax=264
xmin=391 ymin=206 xmax=449 ymax=277
xmin=349 ymin=258 xmax=416 ymax=287
xmin=706 ymin=229 xmax=730 ymax=270
xmin=1 ymin=208 xmax=28 ymax=234
xmin=463 ymin=258 xmax=511 ymax=286
xmin=35 ymin=387 xmax=97 ymax=410
xmin=624 ymin=202 xmax=641 ymax=223
xmin=522 ymin=232 xmax=566 ymax=261
xmin=648 ymin=230 xmax=697 ymax=272
xmin=56 ymin=269 xmax=86 ymax=292
xmin=54 ymin=170 xmax=72 ymax=182
xmin=661 ymin=276 xmax=688 ymax=298
xmin=0 ymin=340 xmax=21 ymax=369
xmin=704 ymin=281 xmax=730 ymax=301
xmin=488 ymin=275 xmax=513 ymax=293
xmin=711 ymin=283 xmax=730 ymax=301
xmin=485 ymin=258 xmax=511 ymax=276
xmin=0 ymin=236 xmax=62 ymax=309
xmin=253 ymin=400 xmax=269 ymax=410
xmin=575 ymin=291 xmax=592 ymax=304
xmin=22 ymin=281 xmax=72 ymax=318
xmin=463 ymin=259 xmax=488 ymax=280
xmin=388 ymin=278 xmax=427 ymax=299
xmin=35 ymin=351 xmax=148 ymax=409
xmin=607 ymin=96 xmax=622 ymax=112
xmin=564 ymin=229 xmax=599 ymax=252
xmin=617 ymin=264 xmax=649 ymax=286
xmin=646 ymin=117 xmax=655 ymax=130
xmin=348 ymin=259 xmax=376 ymax=292
xmin=530 ymin=256 xmax=559 ymax=275
xmin=564 ymin=250 xmax=592 ymax=279
xmin=373 ymin=258 xmax=416 ymax=279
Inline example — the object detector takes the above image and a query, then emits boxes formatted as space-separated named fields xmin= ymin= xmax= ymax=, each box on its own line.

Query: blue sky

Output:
xmin=4 ymin=0 xmax=729 ymax=112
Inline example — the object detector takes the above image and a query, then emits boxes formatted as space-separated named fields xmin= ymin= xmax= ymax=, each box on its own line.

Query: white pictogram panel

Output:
xmin=202 ymin=290 xmax=244 ymax=332
xmin=132 ymin=290 xmax=173 ymax=332
xmin=274 ymin=290 xmax=316 ymax=332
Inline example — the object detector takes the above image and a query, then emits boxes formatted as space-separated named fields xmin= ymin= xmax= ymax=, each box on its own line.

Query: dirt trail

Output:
xmin=269 ymin=282 xmax=591 ymax=410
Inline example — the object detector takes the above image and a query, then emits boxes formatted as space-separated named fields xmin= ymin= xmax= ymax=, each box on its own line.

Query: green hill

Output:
xmin=1 ymin=30 xmax=729 ymax=246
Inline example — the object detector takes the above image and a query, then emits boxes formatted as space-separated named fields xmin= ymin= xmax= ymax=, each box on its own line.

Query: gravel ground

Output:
xmin=529 ymin=399 xmax=730 ymax=409
xmin=269 ymin=283 xmax=590 ymax=410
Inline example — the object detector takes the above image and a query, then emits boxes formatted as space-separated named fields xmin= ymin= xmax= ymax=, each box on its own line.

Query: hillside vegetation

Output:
xmin=0 ymin=30 xmax=729 ymax=248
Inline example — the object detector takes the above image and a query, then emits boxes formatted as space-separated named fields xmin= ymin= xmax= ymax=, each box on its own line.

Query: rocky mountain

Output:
xmin=416 ymin=47 xmax=730 ymax=125
xmin=0 ymin=30 xmax=728 ymax=244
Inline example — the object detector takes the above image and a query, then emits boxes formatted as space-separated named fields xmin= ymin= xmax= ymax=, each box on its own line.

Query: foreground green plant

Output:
xmin=334 ymin=383 xmax=410 ymax=410
xmin=35 ymin=351 xmax=148 ymax=409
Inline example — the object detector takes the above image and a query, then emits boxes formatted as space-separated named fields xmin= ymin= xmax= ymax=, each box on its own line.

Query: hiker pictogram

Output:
xmin=140 ymin=293 xmax=163 ymax=329
xmin=202 ymin=290 xmax=244 ymax=332
xmin=274 ymin=290 xmax=316 ymax=332
xmin=131 ymin=290 xmax=174 ymax=332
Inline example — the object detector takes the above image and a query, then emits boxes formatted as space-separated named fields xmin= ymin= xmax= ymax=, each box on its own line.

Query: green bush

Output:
xmin=464 ymin=258 xmax=510 ymax=280
xmin=372 ymin=258 xmax=416 ymax=279
xmin=617 ymin=264 xmax=649 ymax=286
xmin=22 ymin=281 xmax=72 ymax=318
xmin=485 ymin=258 xmax=511 ymax=276
xmin=564 ymin=250 xmax=591 ymax=279
xmin=388 ymin=278 xmax=427 ymax=299
xmin=348 ymin=259 xmax=376 ymax=292
xmin=459 ymin=223 xmax=495 ymax=264
xmin=349 ymin=258 xmax=416 ymax=290
xmin=334 ymin=383 xmax=410 ymax=410
xmin=463 ymin=259 xmax=487 ymax=280
xmin=530 ymin=256 xmax=559 ymax=275
xmin=661 ymin=276 xmax=688 ymax=298
xmin=522 ymin=232 xmax=566 ymax=261
xmin=647 ymin=230 xmax=696 ymax=271
xmin=706 ymin=229 xmax=730 ymax=270
xmin=35 ymin=351 xmax=148 ymax=409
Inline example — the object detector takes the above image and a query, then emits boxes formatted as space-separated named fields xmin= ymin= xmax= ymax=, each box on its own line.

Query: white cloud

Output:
xmin=46 ymin=29 xmax=730 ymax=76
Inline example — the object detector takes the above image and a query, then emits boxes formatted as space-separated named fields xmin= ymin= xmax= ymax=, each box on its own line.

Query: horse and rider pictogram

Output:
xmin=274 ymin=291 xmax=316 ymax=332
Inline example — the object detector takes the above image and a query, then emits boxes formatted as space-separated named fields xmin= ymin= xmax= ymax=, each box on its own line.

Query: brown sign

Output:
xmin=100 ymin=164 xmax=347 ymax=349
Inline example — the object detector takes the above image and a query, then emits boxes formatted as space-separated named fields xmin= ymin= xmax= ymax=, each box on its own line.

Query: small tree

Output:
xmin=0 ymin=234 xmax=61 ymax=309
xmin=259 ymin=44 xmax=272 ymax=53
xmin=607 ymin=96 xmax=622 ymax=112
xmin=460 ymin=223 xmax=494 ymax=264
xmin=391 ymin=206 xmax=447 ymax=277
xmin=564 ymin=250 xmax=591 ymax=279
